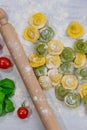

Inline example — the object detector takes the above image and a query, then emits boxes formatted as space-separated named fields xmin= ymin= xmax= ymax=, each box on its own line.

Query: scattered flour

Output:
xmin=33 ymin=96 xmax=38 ymax=101
xmin=1 ymin=0 xmax=87 ymax=130
xmin=25 ymin=65 xmax=31 ymax=73
xmin=41 ymin=109 xmax=49 ymax=115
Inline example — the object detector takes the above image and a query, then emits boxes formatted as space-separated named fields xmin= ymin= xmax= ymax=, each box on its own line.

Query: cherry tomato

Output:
xmin=0 ymin=57 xmax=12 ymax=69
xmin=17 ymin=107 xmax=29 ymax=119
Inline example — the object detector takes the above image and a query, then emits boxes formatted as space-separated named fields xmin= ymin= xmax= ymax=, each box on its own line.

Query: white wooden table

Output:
xmin=0 ymin=0 xmax=87 ymax=130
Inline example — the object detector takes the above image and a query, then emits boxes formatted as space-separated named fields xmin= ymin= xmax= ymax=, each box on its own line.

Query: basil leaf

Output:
xmin=5 ymin=98 xmax=15 ymax=113
xmin=1 ymin=88 xmax=14 ymax=97
xmin=0 ymin=103 xmax=5 ymax=116
xmin=0 ymin=92 xmax=5 ymax=104
xmin=0 ymin=78 xmax=15 ymax=89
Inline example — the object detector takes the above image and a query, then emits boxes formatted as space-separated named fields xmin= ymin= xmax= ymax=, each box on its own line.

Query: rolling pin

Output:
xmin=0 ymin=8 xmax=60 ymax=130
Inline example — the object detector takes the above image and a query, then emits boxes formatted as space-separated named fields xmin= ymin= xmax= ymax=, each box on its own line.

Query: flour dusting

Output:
xmin=1 ymin=0 xmax=87 ymax=130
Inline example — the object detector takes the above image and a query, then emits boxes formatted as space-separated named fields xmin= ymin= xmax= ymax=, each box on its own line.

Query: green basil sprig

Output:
xmin=0 ymin=78 xmax=15 ymax=89
xmin=0 ymin=78 xmax=15 ymax=116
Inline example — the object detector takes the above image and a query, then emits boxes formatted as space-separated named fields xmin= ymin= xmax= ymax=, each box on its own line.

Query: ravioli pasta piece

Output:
xmin=83 ymin=95 xmax=87 ymax=106
xmin=34 ymin=65 xmax=47 ymax=77
xmin=29 ymin=12 xmax=47 ymax=29
xmin=46 ymin=54 xmax=61 ymax=69
xmin=66 ymin=21 xmax=84 ymax=38
xmin=60 ymin=47 xmax=75 ymax=62
xmin=29 ymin=53 xmax=45 ymax=68
xmin=55 ymin=85 xmax=70 ymax=101
xmin=39 ymin=27 xmax=54 ymax=43
xmin=48 ymin=69 xmax=63 ymax=86
xmin=74 ymin=53 xmax=87 ymax=68
xmin=35 ymin=43 xmax=47 ymax=57
xmin=48 ymin=40 xmax=64 ymax=55
xmin=75 ymin=67 xmax=87 ymax=80
xmin=74 ymin=39 xmax=87 ymax=53
xmin=64 ymin=93 xmax=81 ymax=108
xmin=59 ymin=62 xmax=74 ymax=74
xmin=79 ymin=83 xmax=87 ymax=98
xmin=24 ymin=26 xmax=39 ymax=43
xmin=38 ymin=76 xmax=52 ymax=90
xmin=61 ymin=74 xmax=78 ymax=90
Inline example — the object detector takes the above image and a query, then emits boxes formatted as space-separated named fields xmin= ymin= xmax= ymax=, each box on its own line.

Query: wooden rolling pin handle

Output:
xmin=0 ymin=8 xmax=60 ymax=130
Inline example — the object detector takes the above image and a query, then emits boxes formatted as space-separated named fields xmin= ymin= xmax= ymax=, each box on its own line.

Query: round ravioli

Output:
xmin=79 ymin=83 xmax=87 ymax=98
xmin=24 ymin=26 xmax=39 ymax=43
xmin=29 ymin=53 xmax=45 ymax=68
xmin=55 ymin=85 xmax=70 ymax=101
xmin=35 ymin=43 xmax=47 ymax=57
xmin=48 ymin=69 xmax=63 ymax=86
xmin=48 ymin=40 xmax=64 ymax=55
xmin=74 ymin=39 xmax=87 ymax=54
xmin=46 ymin=54 xmax=61 ymax=69
xmin=75 ymin=67 xmax=87 ymax=80
xmin=60 ymin=47 xmax=75 ymax=62
xmin=38 ymin=76 xmax=52 ymax=90
xmin=74 ymin=53 xmax=87 ymax=68
xmin=66 ymin=21 xmax=84 ymax=39
xmin=29 ymin=12 xmax=47 ymax=29
xmin=59 ymin=62 xmax=74 ymax=74
xmin=39 ymin=27 xmax=54 ymax=43
xmin=34 ymin=65 xmax=47 ymax=77
xmin=64 ymin=93 xmax=81 ymax=108
xmin=61 ymin=74 xmax=78 ymax=90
